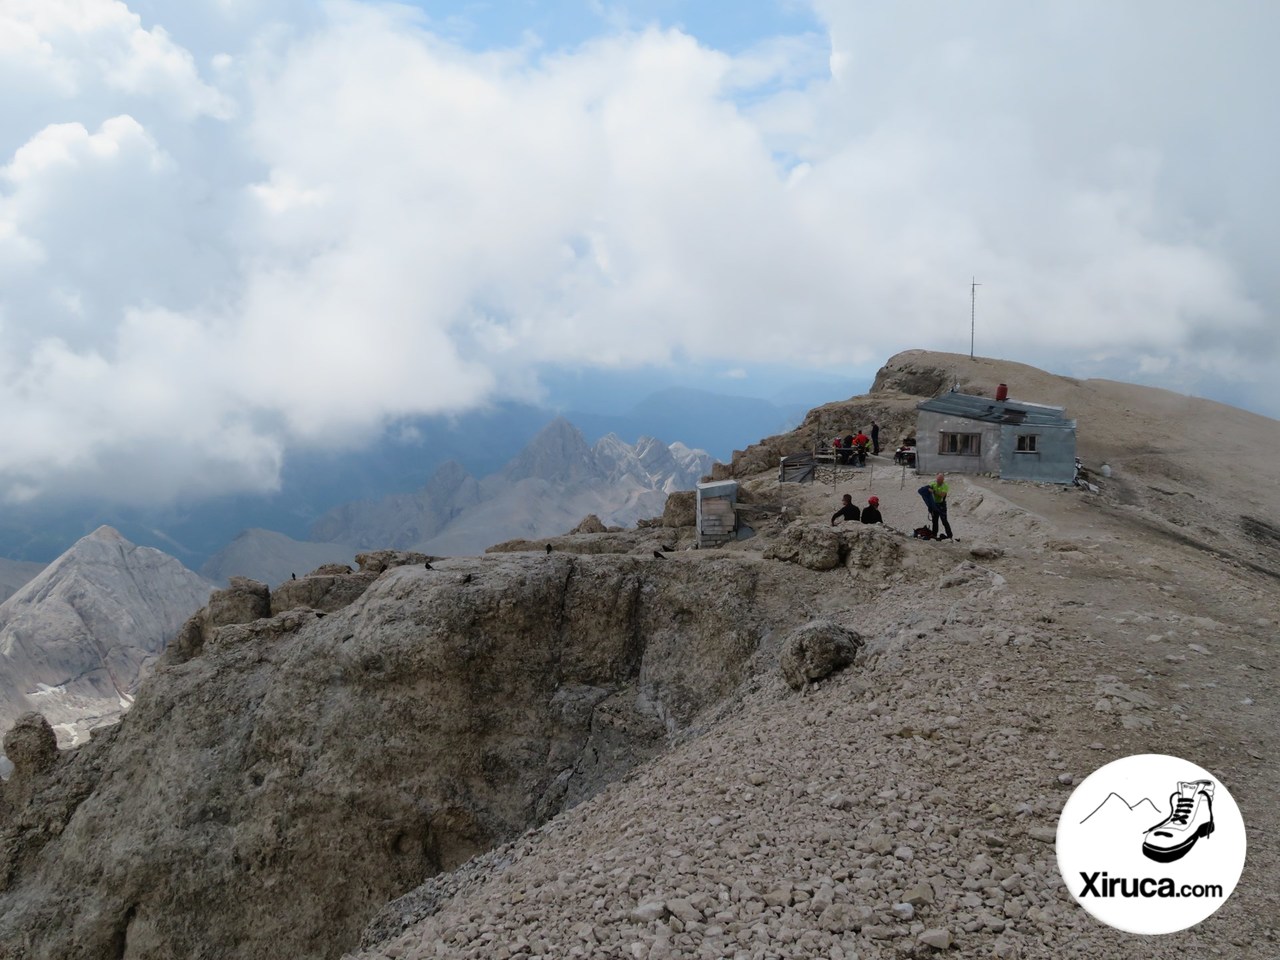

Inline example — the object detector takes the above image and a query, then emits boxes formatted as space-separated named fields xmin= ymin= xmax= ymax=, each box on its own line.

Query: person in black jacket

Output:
xmin=831 ymin=494 xmax=860 ymax=525
xmin=861 ymin=495 xmax=883 ymax=524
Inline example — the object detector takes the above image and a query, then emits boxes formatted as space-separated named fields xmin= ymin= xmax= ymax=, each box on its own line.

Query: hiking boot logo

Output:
xmin=1142 ymin=780 xmax=1215 ymax=863
xmin=1056 ymin=754 xmax=1247 ymax=935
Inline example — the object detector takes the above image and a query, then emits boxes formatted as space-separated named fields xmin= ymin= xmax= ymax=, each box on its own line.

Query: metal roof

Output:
xmin=916 ymin=391 xmax=1075 ymax=427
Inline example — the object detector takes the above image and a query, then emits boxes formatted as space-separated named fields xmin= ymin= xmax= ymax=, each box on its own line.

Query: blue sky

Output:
xmin=1 ymin=1 xmax=1276 ymax=504
xmin=414 ymin=1 xmax=822 ymax=53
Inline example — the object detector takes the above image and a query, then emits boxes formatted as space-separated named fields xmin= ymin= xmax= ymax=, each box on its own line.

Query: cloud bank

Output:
xmin=1 ymin=0 xmax=1275 ymax=503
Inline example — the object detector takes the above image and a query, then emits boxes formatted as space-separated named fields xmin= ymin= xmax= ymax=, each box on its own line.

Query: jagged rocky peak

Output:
xmin=501 ymin=417 xmax=601 ymax=484
xmin=0 ymin=526 xmax=215 ymax=760
xmin=591 ymin=433 xmax=649 ymax=485
xmin=592 ymin=434 xmax=712 ymax=493
xmin=633 ymin=435 xmax=678 ymax=474
xmin=637 ymin=436 xmax=713 ymax=491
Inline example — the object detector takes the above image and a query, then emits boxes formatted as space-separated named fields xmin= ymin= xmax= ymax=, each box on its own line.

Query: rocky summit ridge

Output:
xmin=2 ymin=351 xmax=1278 ymax=960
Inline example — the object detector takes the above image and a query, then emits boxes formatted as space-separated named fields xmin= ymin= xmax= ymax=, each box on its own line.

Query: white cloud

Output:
xmin=0 ymin=0 xmax=1276 ymax=504
xmin=0 ymin=0 xmax=234 ymax=122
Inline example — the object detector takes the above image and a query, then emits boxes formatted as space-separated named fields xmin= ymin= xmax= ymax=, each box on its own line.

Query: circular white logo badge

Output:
xmin=1056 ymin=754 xmax=1246 ymax=934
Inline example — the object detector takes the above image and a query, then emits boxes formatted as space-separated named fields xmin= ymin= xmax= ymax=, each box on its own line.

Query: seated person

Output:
xmin=840 ymin=434 xmax=855 ymax=464
xmin=831 ymin=494 xmax=860 ymax=525
xmin=861 ymin=495 xmax=883 ymax=524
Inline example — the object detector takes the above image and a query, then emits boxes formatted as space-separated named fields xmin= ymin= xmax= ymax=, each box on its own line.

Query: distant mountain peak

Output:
xmin=425 ymin=460 xmax=475 ymax=499
xmin=502 ymin=418 xmax=598 ymax=484
xmin=0 ymin=530 xmax=214 ymax=758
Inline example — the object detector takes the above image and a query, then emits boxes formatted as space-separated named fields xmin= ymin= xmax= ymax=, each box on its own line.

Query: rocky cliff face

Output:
xmin=0 ymin=547 xmax=820 ymax=960
xmin=0 ymin=527 xmax=214 ymax=764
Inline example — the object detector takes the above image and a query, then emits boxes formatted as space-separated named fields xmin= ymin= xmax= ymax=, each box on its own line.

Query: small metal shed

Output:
xmin=696 ymin=480 xmax=738 ymax=548
xmin=915 ymin=391 xmax=1077 ymax=483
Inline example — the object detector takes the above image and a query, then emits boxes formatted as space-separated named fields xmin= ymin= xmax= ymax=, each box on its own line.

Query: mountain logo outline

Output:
xmin=1079 ymin=792 xmax=1162 ymax=825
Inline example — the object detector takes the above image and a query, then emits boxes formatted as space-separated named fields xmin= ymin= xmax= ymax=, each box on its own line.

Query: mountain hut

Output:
xmin=914 ymin=387 xmax=1077 ymax=483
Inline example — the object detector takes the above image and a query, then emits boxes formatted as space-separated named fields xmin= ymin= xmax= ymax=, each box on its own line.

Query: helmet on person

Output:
xmin=868 ymin=496 xmax=879 ymax=506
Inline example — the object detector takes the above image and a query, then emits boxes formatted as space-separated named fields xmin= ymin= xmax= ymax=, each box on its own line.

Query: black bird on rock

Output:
xmin=424 ymin=561 xmax=433 ymax=570
xmin=545 ymin=543 xmax=553 ymax=555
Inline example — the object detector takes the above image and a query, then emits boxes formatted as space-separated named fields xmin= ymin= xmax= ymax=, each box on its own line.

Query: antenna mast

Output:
xmin=969 ymin=277 xmax=981 ymax=359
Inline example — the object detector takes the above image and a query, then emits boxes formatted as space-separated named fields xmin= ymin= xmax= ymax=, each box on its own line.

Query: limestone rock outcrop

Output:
xmin=1 ymin=713 xmax=57 ymax=780
xmin=661 ymin=490 xmax=696 ymax=528
xmin=764 ymin=522 xmax=844 ymax=570
xmin=778 ymin=621 xmax=863 ymax=690
xmin=270 ymin=567 xmax=374 ymax=616
xmin=568 ymin=514 xmax=607 ymax=535
xmin=163 ymin=575 xmax=270 ymax=665
xmin=762 ymin=521 xmax=904 ymax=575
xmin=0 ymin=552 xmax=814 ymax=960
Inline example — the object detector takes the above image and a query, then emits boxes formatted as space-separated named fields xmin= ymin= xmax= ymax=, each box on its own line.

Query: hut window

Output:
xmin=939 ymin=432 xmax=981 ymax=456
xmin=1015 ymin=434 xmax=1039 ymax=453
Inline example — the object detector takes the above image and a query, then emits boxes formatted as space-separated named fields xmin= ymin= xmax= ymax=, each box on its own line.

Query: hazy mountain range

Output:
xmin=202 ymin=420 xmax=713 ymax=585
xmin=0 ymin=387 xmax=814 ymax=570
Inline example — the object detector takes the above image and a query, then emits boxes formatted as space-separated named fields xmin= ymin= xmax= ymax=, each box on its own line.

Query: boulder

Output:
xmin=779 ymin=621 xmax=863 ymax=690
xmin=763 ymin=522 xmax=842 ymax=571
xmin=661 ymin=491 xmax=696 ymax=528
xmin=2 ymin=713 xmax=58 ymax=780
xmin=969 ymin=543 xmax=1006 ymax=560
xmin=569 ymin=514 xmax=607 ymax=535
xmin=837 ymin=524 xmax=905 ymax=573
xmin=211 ymin=577 xmax=271 ymax=625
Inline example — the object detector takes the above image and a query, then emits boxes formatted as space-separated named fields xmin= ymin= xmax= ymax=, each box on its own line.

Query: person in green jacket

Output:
xmin=928 ymin=473 xmax=953 ymax=540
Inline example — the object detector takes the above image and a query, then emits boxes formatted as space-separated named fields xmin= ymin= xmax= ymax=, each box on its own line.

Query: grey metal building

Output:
xmin=914 ymin=391 xmax=1077 ymax=483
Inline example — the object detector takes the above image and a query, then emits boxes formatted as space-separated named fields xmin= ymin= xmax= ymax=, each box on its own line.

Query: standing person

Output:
xmin=870 ymin=421 xmax=881 ymax=455
xmin=831 ymin=494 xmax=860 ymax=525
xmin=861 ymin=495 xmax=883 ymax=524
xmin=852 ymin=429 xmax=870 ymax=466
xmin=927 ymin=473 xmax=954 ymax=540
